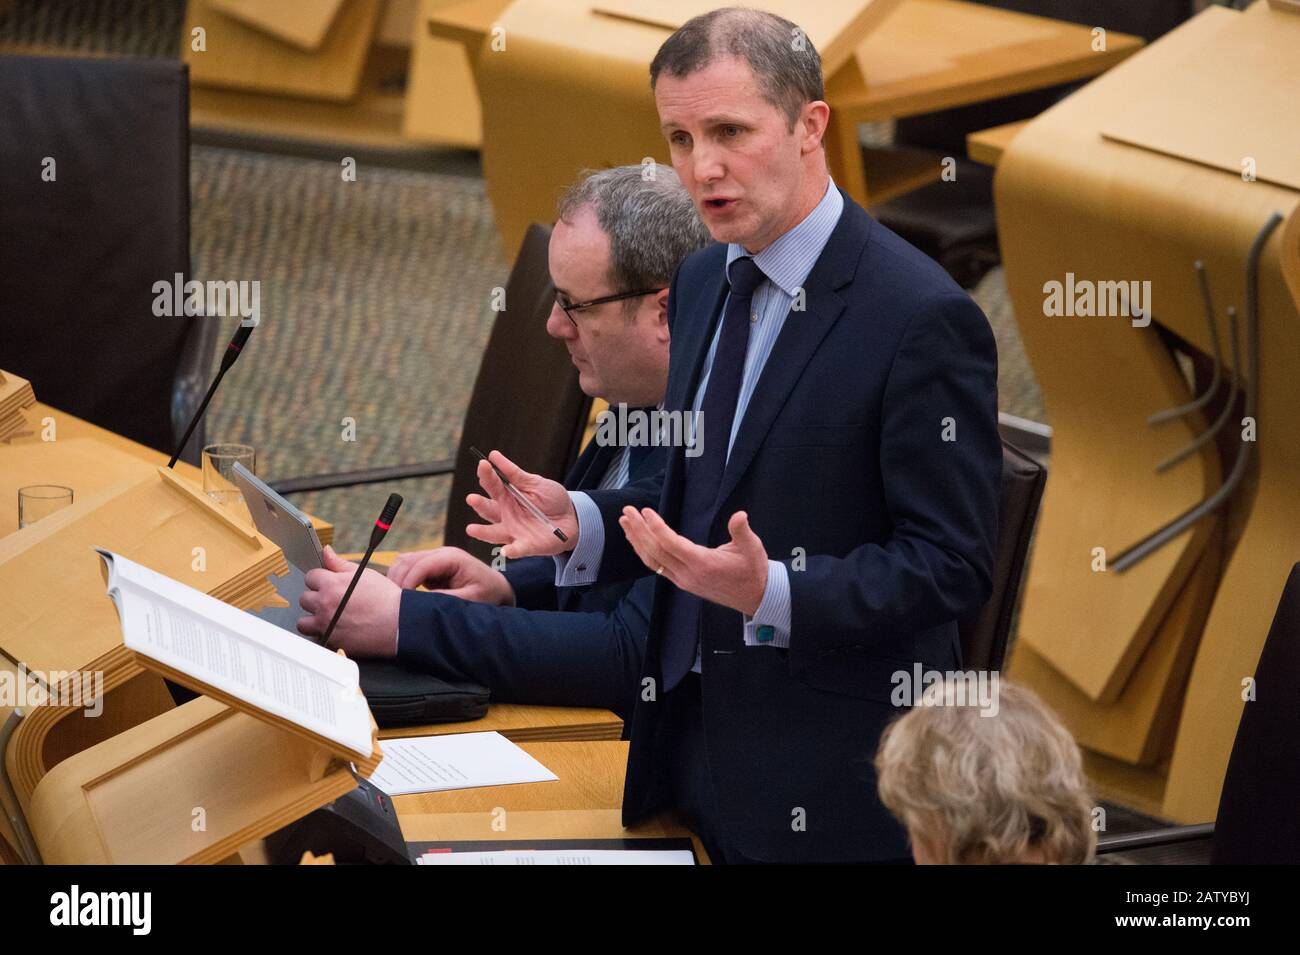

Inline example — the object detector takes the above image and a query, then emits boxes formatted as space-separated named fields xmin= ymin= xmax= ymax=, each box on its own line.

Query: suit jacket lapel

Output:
xmin=714 ymin=197 xmax=872 ymax=512
xmin=671 ymin=265 xmax=729 ymax=414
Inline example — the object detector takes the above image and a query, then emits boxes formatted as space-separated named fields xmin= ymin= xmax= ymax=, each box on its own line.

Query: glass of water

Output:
xmin=202 ymin=444 xmax=256 ymax=507
xmin=18 ymin=485 xmax=74 ymax=527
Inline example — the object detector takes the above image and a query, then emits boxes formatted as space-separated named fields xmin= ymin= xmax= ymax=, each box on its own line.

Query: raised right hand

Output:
xmin=465 ymin=450 xmax=578 ymax=559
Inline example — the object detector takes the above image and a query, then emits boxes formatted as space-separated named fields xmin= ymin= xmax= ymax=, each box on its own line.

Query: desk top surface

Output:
xmin=393 ymin=739 xmax=710 ymax=861
xmin=827 ymin=0 xmax=1143 ymax=118
xmin=5 ymin=401 xmax=332 ymax=540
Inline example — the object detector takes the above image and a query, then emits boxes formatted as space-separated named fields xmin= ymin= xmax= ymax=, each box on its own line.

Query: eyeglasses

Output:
xmin=556 ymin=287 xmax=665 ymax=327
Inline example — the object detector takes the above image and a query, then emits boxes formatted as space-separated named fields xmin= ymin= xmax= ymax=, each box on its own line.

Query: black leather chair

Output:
xmin=441 ymin=223 xmax=590 ymax=560
xmin=958 ymin=440 xmax=1046 ymax=672
xmin=1097 ymin=563 xmax=1300 ymax=862
xmin=271 ymin=223 xmax=592 ymax=563
xmin=0 ymin=54 xmax=215 ymax=464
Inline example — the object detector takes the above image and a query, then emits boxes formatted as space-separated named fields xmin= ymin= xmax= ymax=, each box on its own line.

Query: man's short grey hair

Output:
xmin=557 ymin=164 xmax=712 ymax=316
xmin=649 ymin=7 xmax=823 ymax=130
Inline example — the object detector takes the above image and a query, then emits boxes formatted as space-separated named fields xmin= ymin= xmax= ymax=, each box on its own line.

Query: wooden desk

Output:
xmin=9 ymin=401 xmax=202 ymax=475
xmin=400 ymin=0 xmax=495 ymax=147
xmin=0 ymin=438 xmax=151 ymax=538
xmin=967 ymin=119 xmax=1028 ymax=167
xmin=826 ymin=0 xmax=1142 ymax=121
xmin=394 ymin=740 xmax=709 ymax=861
xmin=182 ymin=0 xmax=382 ymax=102
xmin=239 ymin=739 xmax=703 ymax=863
xmin=380 ymin=702 xmax=622 ymax=742
xmin=6 ymin=401 xmax=333 ymax=545
xmin=426 ymin=0 xmax=509 ymax=54
xmin=182 ymin=0 xmax=484 ymax=151
xmin=823 ymin=0 xmax=1142 ymax=203
xmin=208 ymin=0 xmax=347 ymax=52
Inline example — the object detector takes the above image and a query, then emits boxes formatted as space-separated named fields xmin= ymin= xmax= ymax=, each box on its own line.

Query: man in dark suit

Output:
xmin=462 ymin=9 xmax=1002 ymax=863
xmin=297 ymin=165 xmax=710 ymax=721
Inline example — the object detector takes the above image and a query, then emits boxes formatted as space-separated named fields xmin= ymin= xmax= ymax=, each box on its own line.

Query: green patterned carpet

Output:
xmin=191 ymin=147 xmax=508 ymax=552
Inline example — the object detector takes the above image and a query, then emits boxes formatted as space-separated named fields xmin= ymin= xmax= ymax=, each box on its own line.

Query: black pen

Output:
xmin=471 ymin=446 xmax=568 ymax=543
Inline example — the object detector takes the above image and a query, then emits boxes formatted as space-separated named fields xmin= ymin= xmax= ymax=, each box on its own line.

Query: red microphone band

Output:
xmin=375 ymin=520 xmax=391 ymax=531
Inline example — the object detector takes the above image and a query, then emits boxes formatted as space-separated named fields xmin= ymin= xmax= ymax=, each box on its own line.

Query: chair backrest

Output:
xmin=958 ymin=441 xmax=1046 ymax=671
xmin=1211 ymin=563 xmax=1300 ymax=863
xmin=0 ymin=54 xmax=193 ymax=455
xmin=442 ymin=223 xmax=591 ymax=561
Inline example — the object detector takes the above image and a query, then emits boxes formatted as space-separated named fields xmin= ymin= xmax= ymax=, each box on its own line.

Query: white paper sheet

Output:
xmin=417 ymin=849 xmax=695 ymax=865
xmin=369 ymin=731 xmax=558 ymax=796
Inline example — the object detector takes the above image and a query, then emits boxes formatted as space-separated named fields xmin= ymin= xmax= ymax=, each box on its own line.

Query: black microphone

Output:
xmin=167 ymin=321 xmax=256 ymax=468
xmin=321 ymin=493 xmax=403 ymax=646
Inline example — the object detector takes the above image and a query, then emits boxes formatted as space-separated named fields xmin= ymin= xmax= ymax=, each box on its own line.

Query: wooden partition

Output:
xmin=996 ymin=1 xmax=1300 ymax=821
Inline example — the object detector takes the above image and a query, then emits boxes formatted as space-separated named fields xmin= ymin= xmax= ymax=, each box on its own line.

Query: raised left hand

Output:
xmin=618 ymin=507 xmax=769 ymax=616
xmin=298 ymin=545 xmax=402 ymax=657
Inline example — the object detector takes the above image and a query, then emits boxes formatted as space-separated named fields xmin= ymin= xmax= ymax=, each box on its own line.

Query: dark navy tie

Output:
xmin=626 ymin=408 xmax=656 ymax=477
xmin=660 ymin=256 xmax=766 ymax=691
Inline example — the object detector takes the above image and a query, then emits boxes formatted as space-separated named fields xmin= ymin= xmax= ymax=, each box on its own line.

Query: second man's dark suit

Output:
xmin=395 ymin=436 xmax=665 ymax=720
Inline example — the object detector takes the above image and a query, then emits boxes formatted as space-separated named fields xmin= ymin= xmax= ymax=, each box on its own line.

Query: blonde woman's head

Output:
xmin=875 ymin=676 xmax=1096 ymax=864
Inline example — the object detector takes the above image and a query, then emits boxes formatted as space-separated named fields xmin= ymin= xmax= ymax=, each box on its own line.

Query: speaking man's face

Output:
xmin=656 ymin=55 xmax=814 ymax=253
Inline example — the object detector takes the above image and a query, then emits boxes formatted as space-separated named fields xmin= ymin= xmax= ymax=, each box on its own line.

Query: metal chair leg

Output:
xmin=1147 ymin=261 xmax=1224 ymax=425
xmin=1111 ymin=212 xmax=1284 ymax=573
xmin=1155 ymin=306 xmax=1239 ymax=474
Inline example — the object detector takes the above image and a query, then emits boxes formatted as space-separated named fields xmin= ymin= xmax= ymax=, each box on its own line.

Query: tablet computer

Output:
xmin=232 ymin=460 xmax=324 ymax=572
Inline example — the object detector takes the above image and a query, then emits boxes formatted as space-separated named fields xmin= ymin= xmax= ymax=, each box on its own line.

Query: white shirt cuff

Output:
xmin=552 ymin=490 xmax=603 ymax=587
xmin=743 ymin=559 xmax=791 ymax=648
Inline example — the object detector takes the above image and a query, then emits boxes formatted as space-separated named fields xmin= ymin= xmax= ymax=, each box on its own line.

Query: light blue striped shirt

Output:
xmin=596 ymin=444 xmax=631 ymax=491
xmin=556 ymin=178 xmax=844 ymax=659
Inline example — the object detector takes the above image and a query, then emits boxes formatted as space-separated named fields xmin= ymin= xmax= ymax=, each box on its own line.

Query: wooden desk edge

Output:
xmin=967 ymin=119 xmax=1030 ymax=167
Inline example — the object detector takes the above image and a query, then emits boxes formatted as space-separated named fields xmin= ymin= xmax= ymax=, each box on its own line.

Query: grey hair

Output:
xmin=649 ymin=7 xmax=824 ymax=130
xmin=557 ymin=164 xmax=712 ymax=315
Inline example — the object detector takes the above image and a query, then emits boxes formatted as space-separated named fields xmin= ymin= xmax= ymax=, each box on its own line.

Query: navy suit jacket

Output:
xmin=395 ymin=436 xmax=665 ymax=719
xmin=585 ymin=191 xmax=1002 ymax=862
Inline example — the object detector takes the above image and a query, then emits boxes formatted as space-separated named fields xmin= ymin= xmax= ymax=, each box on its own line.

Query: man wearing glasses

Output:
xmin=298 ymin=164 xmax=711 ymax=721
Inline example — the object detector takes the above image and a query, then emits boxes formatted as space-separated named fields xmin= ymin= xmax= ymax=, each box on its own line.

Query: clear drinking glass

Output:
xmin=202 ymin=444 xmax=256 ymax=507
xmin=18 ymin=484 xmax=73 ymax=527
